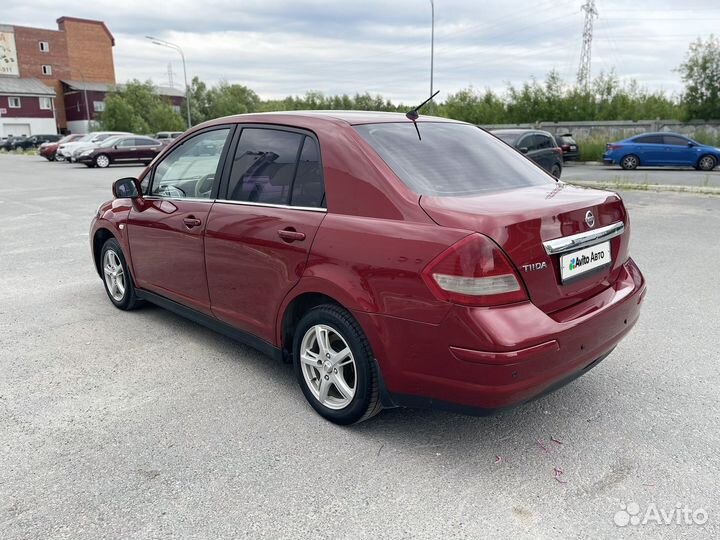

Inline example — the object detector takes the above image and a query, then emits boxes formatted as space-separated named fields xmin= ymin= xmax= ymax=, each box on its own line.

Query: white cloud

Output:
xmin=7 ymin=0 xmax=720 ymax=102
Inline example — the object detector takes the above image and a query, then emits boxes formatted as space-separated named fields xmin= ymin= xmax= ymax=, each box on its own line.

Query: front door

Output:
xmin=127 ymin=127 xmax=233 ymax=314
xmin=204 ymin=127 xmax=326 ymax=343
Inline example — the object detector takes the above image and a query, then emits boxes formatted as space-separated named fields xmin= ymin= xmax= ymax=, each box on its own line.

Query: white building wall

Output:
xmin=1 ymin=117 xmax=57 ymax=137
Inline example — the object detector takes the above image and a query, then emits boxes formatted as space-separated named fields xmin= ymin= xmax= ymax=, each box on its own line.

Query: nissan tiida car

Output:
xmin=90 ymin=111 xmax=646 ymax=424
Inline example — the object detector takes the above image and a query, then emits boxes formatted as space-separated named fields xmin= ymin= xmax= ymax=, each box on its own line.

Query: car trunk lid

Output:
xmin=419 ymin=183 xmax=629 ymax=314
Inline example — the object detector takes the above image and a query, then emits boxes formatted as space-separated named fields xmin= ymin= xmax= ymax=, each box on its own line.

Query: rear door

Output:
xmin=204 ymin=126 xmax=326 ymax=343
xmin=127 ymin=126 xmax=234 ymax=314
xmin=632 ymin=135 xmax=664 ymax=164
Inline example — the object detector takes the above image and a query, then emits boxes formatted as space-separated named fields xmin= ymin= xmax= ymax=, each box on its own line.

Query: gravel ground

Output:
xmin=1 ymin=154 xmax=718 ymax=539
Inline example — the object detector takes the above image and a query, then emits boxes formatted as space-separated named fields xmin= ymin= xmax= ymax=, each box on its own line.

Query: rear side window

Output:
xmin=635 ymin=135 xmax=663 ymax=144
xmin=291 ymin=137 xmax=324 ymax=207
xmin=355 ymin=123 xmax=555 ymax=196
xmin=535 ymin=134 xmax=554 ymax=149
xmin=225 ymin=128 xmax=325 ymax=208
xmin=227 ymin=128 xmax=303 ymax=205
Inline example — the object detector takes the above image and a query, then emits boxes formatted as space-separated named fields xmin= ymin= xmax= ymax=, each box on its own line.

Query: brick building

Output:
xmin=0 ymin=16 xmax=115 ymax=136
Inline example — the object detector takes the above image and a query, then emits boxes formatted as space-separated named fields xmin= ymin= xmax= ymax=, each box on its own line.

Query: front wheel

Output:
xmin=697 ymin=155 xmax=717 ymax=171
xmin=293 ymin=305 xmax=382 ymax=425
xmin=620 ymin=154 xmax=640 ymax=170
xmin=95 ymin=154 xmax=111 ymax=168
xmin=100 ymin=238 xmax=141 ymax=310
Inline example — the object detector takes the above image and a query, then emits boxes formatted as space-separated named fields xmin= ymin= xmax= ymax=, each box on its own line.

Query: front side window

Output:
xmin=664 ymin=135 xmax=689 ymax=146
xmin=355 ymin=122 xmax=555 ymax=197
xmin=226 ymin=128 xmax=304 ymax=204
xmin=518 ymin=134 xmax=538 ymax=151
xmin=39 ymin=97 xmax=52 ymax=110
xmin=535 ymin=135 xmax=553 ymax=149
xmin=151 ymin=128 xmax=231 ymax=199
xmin=8 ymin=97 xmax=21 ymax=108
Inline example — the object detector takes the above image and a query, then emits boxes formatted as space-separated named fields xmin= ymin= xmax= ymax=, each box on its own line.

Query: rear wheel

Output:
xmin=293 ymin=305 xmax=382 ymax=425
xmin=550 ymin=163 xmax=562 ymax=178
xmin=95 ymin=154 xmax=111 ymax=168
xmin=100 ymin=238 xmax=141 ymax=310
xmin=620 ymin=154 xmax=640 ymax=170
xmin=698 ymin=155 xmax=717 ymax=171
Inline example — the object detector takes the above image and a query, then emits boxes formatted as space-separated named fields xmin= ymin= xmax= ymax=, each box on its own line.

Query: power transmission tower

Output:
xmin=577 ymin=0 xmax=598 ymax=89
xmin=166 ymin=62 xmax=177 ymax=88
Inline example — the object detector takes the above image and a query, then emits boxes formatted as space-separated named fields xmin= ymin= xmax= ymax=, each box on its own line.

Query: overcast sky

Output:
xmin=9 ymin=0 xmax=720 ymax=103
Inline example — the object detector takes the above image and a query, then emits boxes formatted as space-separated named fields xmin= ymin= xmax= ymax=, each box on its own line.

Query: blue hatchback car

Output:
xmin=603 ymin=132 xmax=720 ymax=171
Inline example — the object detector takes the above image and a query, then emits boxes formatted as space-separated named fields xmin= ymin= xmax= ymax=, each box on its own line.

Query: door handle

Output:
xmin=277 ymin=228 xmax=306 ymax=242
xmin=183 ymin=216 xmax=202 ymax=228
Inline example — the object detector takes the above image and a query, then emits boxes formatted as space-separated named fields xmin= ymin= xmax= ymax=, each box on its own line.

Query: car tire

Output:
xmin=293 ymin=304 xmax=382 ymax=425
xmin=100 ymin=238 xmax=141 ymax=311
xmin=48 ymin=153 xmax=56 ymax=162
xmin=95 ymin=154 xmax=111 ymax=168
xmin=697 ymin=155 xmax=717 ymax=171
xmin=620 ymin=154 xmax=640 ymax=170
xmin=550 ymin=163 xmax=562 ymax=178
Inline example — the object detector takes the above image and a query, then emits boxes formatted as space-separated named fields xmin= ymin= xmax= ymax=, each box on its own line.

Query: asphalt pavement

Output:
xmin=562 ymin=161 xmax=720 ymax=188
xmin=1 ymin=154 xmax=718 ymax=539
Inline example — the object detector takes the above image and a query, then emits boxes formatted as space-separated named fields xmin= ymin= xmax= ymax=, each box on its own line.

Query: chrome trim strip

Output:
xmin=144 ymin=196 xmax=216 ymax=203
xmin=543 ymin=221 xmax=625 ymax=255
xmin=214 ymin=199 xmax=327 ymax=213
xmin=142 ymin=196 xmax=327 ymax=213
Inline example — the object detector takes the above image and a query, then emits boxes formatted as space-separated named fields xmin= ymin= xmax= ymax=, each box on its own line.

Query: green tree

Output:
xmin=99 ymin=80 xmax=185 ymax=133
xmin=206 ymin=82 xmax=260 ymax=118
xmin=678 ymin=35 xmax=720 ymax=120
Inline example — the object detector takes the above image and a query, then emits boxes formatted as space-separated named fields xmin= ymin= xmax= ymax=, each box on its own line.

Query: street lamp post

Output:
xmin=146 ymin=36 xmax=192 ymax=129
xmin=429 ymin=0 xmax=435 ymax=113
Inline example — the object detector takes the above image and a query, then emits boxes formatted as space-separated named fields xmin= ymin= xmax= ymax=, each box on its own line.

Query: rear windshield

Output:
xmin=355 ymin=122 xmax=555 ymax=196
xmin=558 ymin=135 xmax=575 ymax=144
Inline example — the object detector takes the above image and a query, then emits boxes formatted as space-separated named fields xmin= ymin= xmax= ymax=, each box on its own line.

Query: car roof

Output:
xmin=207 ymin=110 xmax=462 ymax=126
xmin=631 ymin=132 xmax=686 ymax=138
xmin=491 ymin=128 xmax=553 ymax=136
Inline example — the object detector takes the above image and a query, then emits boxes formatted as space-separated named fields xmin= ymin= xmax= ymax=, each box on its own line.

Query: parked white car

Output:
xmin=57 ymin=131 xmax=132 ymax=161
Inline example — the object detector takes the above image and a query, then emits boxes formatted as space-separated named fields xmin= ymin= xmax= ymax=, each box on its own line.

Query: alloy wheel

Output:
xmin=299 ymin=324 xmax=357 ymax=410
xmin=103 ymin=250 xmax=126 ymax=302
xmin=622 ymin=155 xmax=638 ymax=169
xmin=96 ymin=155 xmax=110 ymax=168
xmin=699 ymin=156 xmax=716 ymax=171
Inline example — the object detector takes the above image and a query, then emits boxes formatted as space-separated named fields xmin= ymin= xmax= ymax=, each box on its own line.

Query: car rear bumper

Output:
xmin=355 ymin=257 xmax=646 ymax=413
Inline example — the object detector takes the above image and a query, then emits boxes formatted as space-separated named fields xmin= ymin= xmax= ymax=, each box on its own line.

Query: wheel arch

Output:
xmin=92 ymin=227 xmax=116 ymax=277
xmin=277 ymin=285 xmax=362 ymax=363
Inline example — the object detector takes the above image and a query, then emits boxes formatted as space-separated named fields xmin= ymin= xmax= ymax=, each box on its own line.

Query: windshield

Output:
xmin=99 ymin=136 xmax=123 ymax=148
xmin=492 ymin=132 xmax=522 ymax=145
xmin=355 ymin=123 xmax=555 ymax=197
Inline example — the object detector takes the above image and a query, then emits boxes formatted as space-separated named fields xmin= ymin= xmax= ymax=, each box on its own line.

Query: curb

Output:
xmin=567 ymin=180 xmax=720 ymax=196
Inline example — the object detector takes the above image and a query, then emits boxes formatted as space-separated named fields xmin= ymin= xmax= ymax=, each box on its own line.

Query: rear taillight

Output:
xmin=606 ymin=144 xmax=622 ymax=150
xmin=422 ymin=234 xmax=529 ymax=307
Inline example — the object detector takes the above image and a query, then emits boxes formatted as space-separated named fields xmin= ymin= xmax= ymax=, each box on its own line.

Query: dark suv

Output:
xmin=491 ymin=129 xmax=564 ymax=178
xmin=556 ymin=133 xmax=579 ymax=161
xmin=12 ymin=134 xmax=62 ymax=150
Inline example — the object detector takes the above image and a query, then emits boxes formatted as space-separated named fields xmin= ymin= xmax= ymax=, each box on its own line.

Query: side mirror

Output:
xmin=687 ymin=141 xmax=696 ymax=147
xmin=520 ymin=147 xmax=529 ymax=154
xmin=112 ymin=177 xmax=141 ymax=199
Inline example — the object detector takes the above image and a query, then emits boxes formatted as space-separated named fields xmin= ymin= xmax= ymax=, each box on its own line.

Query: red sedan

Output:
xmin=90 ymin=112 xmax=646 ymax=424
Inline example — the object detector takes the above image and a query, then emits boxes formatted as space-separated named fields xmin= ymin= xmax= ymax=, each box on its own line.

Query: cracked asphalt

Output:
xmin=1 ymin=154 xmax=718 ymax=539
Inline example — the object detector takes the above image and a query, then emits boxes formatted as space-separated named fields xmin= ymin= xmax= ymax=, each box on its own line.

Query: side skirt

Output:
xmin=136 ymin=289 xmax=283 ymax=362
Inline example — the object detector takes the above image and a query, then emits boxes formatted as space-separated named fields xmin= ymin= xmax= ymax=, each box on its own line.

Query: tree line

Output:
xmin=99 ymin=35 xmax=720 ymax=133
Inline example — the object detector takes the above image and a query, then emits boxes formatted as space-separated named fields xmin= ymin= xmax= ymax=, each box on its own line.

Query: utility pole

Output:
xmin=577 ymin=0 xmax=598 ymax=89
xmin=429 ymin=0 xmax=435 ymax=113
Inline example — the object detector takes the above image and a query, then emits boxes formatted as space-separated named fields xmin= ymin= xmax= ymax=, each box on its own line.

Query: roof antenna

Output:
xmin=405 ymin=90 xmax=440 ymax=141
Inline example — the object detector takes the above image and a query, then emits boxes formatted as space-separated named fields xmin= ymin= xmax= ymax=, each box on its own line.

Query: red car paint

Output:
xmin=90 ymin=112 xmax=646 ymax=414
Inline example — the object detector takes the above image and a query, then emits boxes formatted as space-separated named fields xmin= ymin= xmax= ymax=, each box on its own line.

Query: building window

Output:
xmin=41 ymin=65 xmax=52 ymax=76
xmin=39 ymin=41 xmax=50 ymax=52
xmin=8 ymin=97 xmax=21 ymax=108
xmin=172 ymin=105 xmax=181 ymax=113
xmin=39 ymin=97 xmax=53 ymax=110
xmin=93 ymin=101 xmax=105 ymax=112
